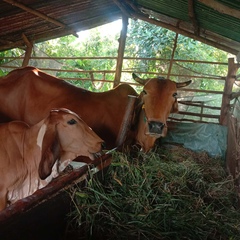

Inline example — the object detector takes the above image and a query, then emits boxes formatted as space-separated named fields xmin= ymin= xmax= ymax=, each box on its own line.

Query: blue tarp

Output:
xmin=162 ymin=123 xmax=227 ymax=159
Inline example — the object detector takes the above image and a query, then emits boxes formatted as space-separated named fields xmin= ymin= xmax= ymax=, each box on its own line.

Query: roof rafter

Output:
xmin=3 ymin=0 xmax=78 ymax=37
xmin=131 ymin=9 xmax=238 ymax=55
xmin=188 ymin=0 xmax=199 ymax=35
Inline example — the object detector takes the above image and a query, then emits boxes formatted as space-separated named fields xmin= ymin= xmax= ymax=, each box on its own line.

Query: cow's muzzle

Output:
xmin=148 ymin=121 xmax=165 ymax=135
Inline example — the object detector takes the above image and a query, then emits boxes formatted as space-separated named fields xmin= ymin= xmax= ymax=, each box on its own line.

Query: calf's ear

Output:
xmin=38 ymin=124 xmax=60 ymax=180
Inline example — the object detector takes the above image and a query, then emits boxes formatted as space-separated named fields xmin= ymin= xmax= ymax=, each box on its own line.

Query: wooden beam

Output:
xmin=188 ymin=0 xmax=199 ymax=35
xmin=131 ymin=11 xmax=239 ymax=55
xmin=179 ymin=101 xmax=221 ymax=110
xmin=3 ymin=0 xmax=78 ymax=37
xmin=220 ymin=58 xmax=239 ymax=125
xmin=178 ymin=111 xmax=219 ymax=119
xmin=113 ymin=0 xmax=132 ymax=18
xmin=198 ymin=0 xmax=240 ymax=19
xmin=114 ymin=15 xmax=128 ymax=87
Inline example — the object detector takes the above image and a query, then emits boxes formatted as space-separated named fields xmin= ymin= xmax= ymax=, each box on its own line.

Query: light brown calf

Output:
xmin=0 ymin=108 xmax=103 ymax=210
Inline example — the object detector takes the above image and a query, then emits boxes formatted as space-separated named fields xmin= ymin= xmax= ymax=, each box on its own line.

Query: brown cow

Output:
xmin=0 ymin=108 xmax=103 ymax=210
xmin=131 ymin=73 xmax=191 ymax=151
xmin=0 ymin=67 xmax=191 ymax=152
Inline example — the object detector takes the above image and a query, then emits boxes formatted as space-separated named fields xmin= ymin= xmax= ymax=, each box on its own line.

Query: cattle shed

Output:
xmin=0 ymin=0 xmax=240 ymax=238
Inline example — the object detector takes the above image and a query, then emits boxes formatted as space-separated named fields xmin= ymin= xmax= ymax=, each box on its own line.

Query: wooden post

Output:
xmin=114 ymin=15 xmax=128 ymax=87
xmin=167 ymin=33 xmax=178 ymax=79
xmin=220 ymin=58 xmax=239 ymax=125
xmin=22 ymin=34 xmax=33 ymax=67
xmin=115 ymin=95 xmax=137 ymax=147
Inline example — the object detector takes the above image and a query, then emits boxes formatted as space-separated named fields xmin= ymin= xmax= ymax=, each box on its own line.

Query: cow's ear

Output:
xmin=38 ymin=124 xmax=60 ymax=180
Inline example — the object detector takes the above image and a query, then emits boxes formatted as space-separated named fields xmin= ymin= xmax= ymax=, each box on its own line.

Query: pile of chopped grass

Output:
xmin=68 ymin=145 xmax=240 ymax=240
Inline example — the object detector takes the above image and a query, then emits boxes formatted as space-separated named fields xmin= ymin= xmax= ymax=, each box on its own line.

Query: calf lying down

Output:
xmin=0 ymin=108 xmax=104 ymax=210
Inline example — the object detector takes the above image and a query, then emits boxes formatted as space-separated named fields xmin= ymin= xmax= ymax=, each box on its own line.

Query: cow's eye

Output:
xmin=67 ymin=119 xmax=77 ymax=125
xmin=142 ymin=90 xmax=147 ymax=94
xmin=173 ymin=92 xmax=177 ymax=97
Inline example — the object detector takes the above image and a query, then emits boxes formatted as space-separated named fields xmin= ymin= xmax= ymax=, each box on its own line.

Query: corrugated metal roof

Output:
xmin=132 ymin=0 xmax=240 ymax=54
xmin=0 ymin=0 xmax=240 ymax=54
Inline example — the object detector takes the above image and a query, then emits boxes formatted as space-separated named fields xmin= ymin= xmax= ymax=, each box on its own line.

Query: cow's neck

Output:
xmin=23 ymin=119 xmax=46 ymax=170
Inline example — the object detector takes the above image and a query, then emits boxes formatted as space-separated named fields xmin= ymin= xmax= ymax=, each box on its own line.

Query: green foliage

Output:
xmin=0 ymin=48 xmax=24 ymax=76
xmin=35 ymin=28 xmax=119 ymax=91
xmin=1 ymin=19 xmax=229 ymax=95
xmin=125 ymin=19 xmax=228 ymax=95
xmin=69 ymin=147 xmax=240 ymax=240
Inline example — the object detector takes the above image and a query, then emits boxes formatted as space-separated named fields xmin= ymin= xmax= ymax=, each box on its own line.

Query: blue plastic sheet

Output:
xmin=162 ymin=123 xmax=227 ymax=159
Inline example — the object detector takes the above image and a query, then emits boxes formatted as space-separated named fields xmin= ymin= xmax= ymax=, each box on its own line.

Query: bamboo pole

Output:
xmin=0 ymin=56 xmax=228 ymax=65
xmin=114 ymin=15 xmax=128 ymax=87
xmin=220 ymin=58 xmax=239 ymax=125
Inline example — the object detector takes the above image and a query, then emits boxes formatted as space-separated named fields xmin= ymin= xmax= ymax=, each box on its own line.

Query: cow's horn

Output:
xmin=132 ymin=73 xmax=146 ymax=85
xmin=176 ymin=80 xmax=192 ymax=88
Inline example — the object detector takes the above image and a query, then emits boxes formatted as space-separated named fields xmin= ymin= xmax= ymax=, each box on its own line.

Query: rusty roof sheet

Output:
xmin=0 ymin=0 xmax=122 ymax=51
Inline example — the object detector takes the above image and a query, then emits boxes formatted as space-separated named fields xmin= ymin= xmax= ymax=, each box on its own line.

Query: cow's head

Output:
xmin=38 ymin=108 xmax=104 ymax=179
xmin=132 ymin=73 xmax=191 ymax=152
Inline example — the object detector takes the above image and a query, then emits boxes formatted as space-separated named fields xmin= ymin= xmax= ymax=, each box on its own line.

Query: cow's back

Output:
xmin=0 ymin=67 xmax=138 ymax=149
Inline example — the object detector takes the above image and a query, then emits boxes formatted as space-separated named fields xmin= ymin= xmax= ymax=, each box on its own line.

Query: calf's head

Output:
xmin=38 ymin=108 xmax=104 ymax=179
xmin=133 ymin=73 xmax=191 ymax=152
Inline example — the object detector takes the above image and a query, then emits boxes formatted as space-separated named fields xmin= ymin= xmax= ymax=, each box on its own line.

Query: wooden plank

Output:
xmin=220 ymin=58 xmax=239 ymax=125
xmin=198 ymin=0 xmax=240 ymax=19
xmin=168 ymin=117 xmax=216 ymax=124
xmin=178 ymin=111 xmax=219 ymax=119
xmin=0 ymin=153 xmax=112 ymax=223
xmin=179 ymin=101 xmax=221 ymax=110
xmin=178 ymin=88 xmax=223 ymax=94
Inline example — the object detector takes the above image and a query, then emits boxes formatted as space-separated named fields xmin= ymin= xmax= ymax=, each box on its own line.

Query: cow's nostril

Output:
xmin=148 ymin=121 xmax=165 ymax=134
xmin=101 ymin=142 xmax=107 ymax=149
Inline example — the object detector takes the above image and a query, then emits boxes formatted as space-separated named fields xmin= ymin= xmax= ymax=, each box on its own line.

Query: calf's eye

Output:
xmin=173 ymin=92 xmax=177 ymax=97
xmin=67 ymin=119 xmax=77 ymax=125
